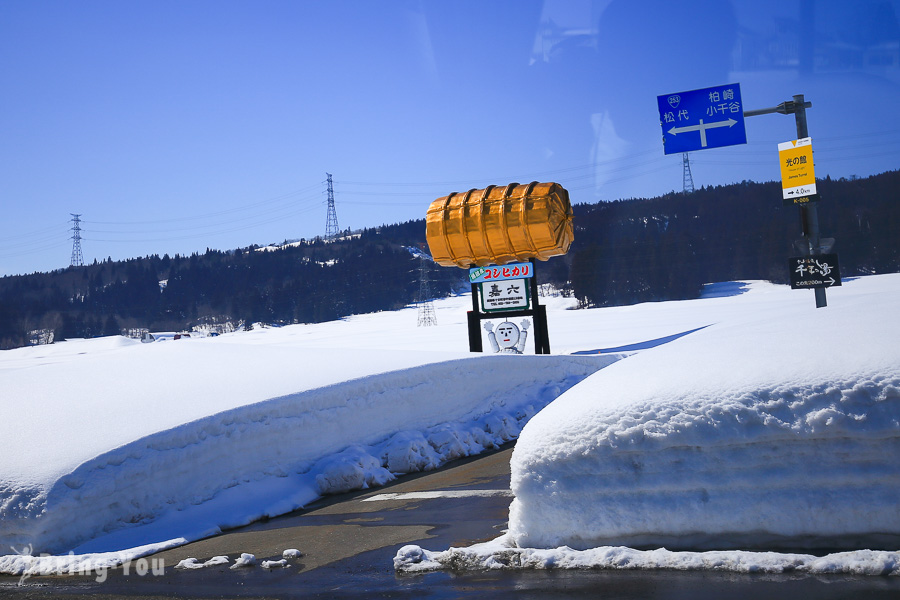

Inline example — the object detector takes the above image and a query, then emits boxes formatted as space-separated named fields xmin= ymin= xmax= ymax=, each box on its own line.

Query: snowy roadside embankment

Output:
xmin=0 ymin=341 xmax=615 ymax=562
xmin=505 ymin=293 xmax=900 ymax=552
xmin=397 ymin=275 xmax=900 ymax=575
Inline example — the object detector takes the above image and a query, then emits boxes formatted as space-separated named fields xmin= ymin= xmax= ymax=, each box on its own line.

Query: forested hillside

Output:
xmin=560 ymin=170 xmax=900 ymax=306
xmin=0 ymin=235 xmax=462 ymax=349
xmin=1 ymin=171 xmax=897 ymax=349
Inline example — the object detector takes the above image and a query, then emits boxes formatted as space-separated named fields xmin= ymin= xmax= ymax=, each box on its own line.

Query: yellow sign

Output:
xmin=778 ymin=137 xmax=817 ymax=204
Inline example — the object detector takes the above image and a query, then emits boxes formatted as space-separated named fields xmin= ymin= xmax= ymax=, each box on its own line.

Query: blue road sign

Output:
xmin=658 ymin=83 xmax=747 ymax=155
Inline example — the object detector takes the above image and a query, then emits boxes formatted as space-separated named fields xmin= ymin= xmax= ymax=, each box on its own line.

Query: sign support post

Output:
xmin=745 ymin=94 xmax=830 ymax=308
xmin=467 ymin=285 xmax=483 ymax=352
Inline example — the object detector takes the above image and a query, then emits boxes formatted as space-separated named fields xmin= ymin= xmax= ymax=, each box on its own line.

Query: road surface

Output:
xmin=3 ymin=443 xmax=899 ymax=599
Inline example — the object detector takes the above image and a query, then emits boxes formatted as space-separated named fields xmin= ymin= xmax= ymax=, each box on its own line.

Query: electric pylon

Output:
xmin=70 ymin=213 xmax=84 ymax=267
xmin=417 ymin=258 xmax=437 ymax=327
xmin=682 ymin=152 xmax=695 ymax=194
xmin=325 ymin=173 xmax=340 ymax=239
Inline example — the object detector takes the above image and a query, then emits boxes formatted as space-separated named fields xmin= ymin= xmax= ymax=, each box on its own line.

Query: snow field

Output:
xmin=3 ymin=274 xmax=900 ymax=579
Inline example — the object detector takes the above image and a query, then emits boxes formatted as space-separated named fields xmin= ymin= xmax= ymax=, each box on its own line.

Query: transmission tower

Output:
xmin=682 ymin=152 xmax=695 ymax=194
xmin=416 ymin=258 xmax=438 ymax=327
xmin=325 ymin=173 xmax=340 ymax=239
xmin=70 ymin=213 xmax=84 ymax=267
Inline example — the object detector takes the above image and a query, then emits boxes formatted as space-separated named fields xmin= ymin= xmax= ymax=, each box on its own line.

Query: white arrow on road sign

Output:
xmin=667 ymin=118 xmax=739 ymax=148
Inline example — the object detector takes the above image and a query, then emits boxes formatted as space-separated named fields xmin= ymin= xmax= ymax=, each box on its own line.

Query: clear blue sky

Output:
xmin=2 ymin=0 xmax=899 ymax=276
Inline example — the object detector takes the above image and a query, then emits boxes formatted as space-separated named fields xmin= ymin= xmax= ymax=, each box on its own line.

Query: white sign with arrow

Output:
xmin=667 ymin=118 xmax=740 ymax=148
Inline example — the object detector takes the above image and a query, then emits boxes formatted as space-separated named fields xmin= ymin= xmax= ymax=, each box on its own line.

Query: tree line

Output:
xmin=1 ymin=170 xmax=897 ymax=349
xmin=555 ymin=171 xmax=900 ymax=307
xmin=0 ymin=235 xmax=461 ymax=349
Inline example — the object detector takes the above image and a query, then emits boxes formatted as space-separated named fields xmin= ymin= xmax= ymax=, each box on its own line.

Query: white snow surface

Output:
xmin=3 ymin=274 xmax=900 ymax=578
xmin=506 ymin=277 xmax=900 ymax=552
xmin=393 ymin=539 xmax=900 ymax=576
xmin=394 ymin=275 xmax=900 ymax=576
xmin=0 ymin=290 xmax=614 ymax=574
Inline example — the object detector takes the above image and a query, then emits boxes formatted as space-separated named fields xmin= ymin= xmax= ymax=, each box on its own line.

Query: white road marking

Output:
xmin=362 ymin=489 xmax=513 ymax=502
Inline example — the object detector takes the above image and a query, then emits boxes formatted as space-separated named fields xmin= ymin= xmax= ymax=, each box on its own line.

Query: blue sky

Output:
xmin=2 ymin=0 xmax=899 ymax=276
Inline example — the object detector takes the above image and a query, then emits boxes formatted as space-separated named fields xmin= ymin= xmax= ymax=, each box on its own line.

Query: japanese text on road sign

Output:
xmin=658 ymin=83 xmax=747 ymax=154
xmin=789 ymin=254 xmax=841 ymax=289
xmin=778 ymin=137 xmax=818 ymax=205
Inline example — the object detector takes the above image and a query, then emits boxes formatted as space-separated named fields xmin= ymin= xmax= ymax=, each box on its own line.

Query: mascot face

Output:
xmin=496 ymin=322 xmax=520 ymax=349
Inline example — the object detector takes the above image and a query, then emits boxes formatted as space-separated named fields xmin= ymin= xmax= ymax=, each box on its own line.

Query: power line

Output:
xmin=83 ymin=184 xmax=324 ymax=227
xmin=81 ymin=203 xmax=325 ymax=244
xmin=5 ymin=128 xmax=894 ymax=271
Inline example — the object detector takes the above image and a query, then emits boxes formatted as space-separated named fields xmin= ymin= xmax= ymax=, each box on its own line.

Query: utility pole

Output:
xmin=682 ymin=152 xmax=695 ymax=193
xmin=70 ymin=214 xmax=84 ymax=267
xmin=745 ymin=94 xmax=829 ymax=308
xmin=325 ymin=173 xmax=340 ymax=240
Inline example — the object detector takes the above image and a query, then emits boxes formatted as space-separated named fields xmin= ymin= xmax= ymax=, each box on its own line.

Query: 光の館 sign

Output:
xmin=779 ymin=137 xmax=818 ymax=205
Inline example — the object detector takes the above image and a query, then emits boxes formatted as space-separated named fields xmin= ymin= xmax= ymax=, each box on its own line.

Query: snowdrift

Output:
xmin=0 ymin=344 xmax=611 ymax=555
xmin=507 ymin=280 xmax=900 ymax=551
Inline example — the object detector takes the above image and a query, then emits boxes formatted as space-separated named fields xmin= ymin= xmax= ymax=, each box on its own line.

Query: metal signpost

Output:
xmin=657 ymin=83 xmax=747 ymax=154
xmin=744 ymin=94 xmax=837 ymax=308
xmin=658 ymin=86 xmax=837 ymax=308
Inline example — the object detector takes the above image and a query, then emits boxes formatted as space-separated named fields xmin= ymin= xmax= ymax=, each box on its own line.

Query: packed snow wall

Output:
xmin=508 ymin=307 xmax=900 ymax=551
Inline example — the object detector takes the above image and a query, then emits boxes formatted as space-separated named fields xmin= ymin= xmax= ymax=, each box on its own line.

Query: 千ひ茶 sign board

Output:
xmin=480 ymin=278 xmax=530 ymax=313
xmin=657 ymin=83 xmax=747 ymax=154
xmin=789 ymin=254 xmax=841 ymax=289
xmin=779 ymin=137 xmax=818 ymax=205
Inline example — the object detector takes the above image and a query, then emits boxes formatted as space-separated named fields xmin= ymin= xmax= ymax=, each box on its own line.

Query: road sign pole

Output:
xmin=791 ymin=95 xmax=826 ymax=308
xmin=746 ymin=94 xmax=828 ymax=308
xmin=528 ymin=260 xmax=551 ymax=354
xmin=468 ymin=278 xmax=482 ymax=352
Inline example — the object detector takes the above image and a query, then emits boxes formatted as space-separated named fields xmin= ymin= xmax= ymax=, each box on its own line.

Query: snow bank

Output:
xmin=394 ymin=539 xmax=900 ymax=576
xmin=507 ymin=277 xmax=900 ymax=552
xmin=7 ymin=273 xmax=900 ymax=579
xmin=0 ymin=349 xmax=613 ymax=557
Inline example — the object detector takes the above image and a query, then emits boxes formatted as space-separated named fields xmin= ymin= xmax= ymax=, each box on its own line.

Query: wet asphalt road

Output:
xmin=3 ymin=442 xmax=900 ymax=599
